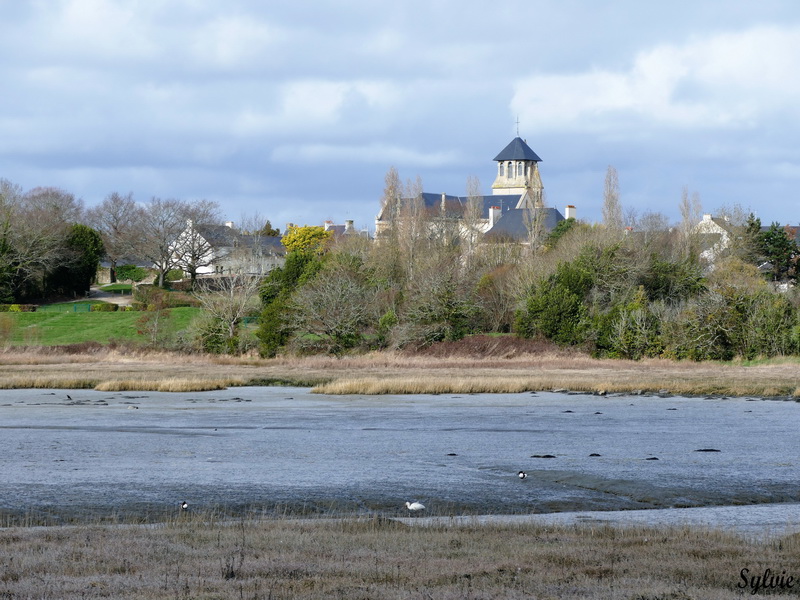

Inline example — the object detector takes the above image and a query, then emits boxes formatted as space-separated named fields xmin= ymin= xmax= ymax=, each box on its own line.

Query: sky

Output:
xmin=2 ymin=1 xmax=799 ymax=233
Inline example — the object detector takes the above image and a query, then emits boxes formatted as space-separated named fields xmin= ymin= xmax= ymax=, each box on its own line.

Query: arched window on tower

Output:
xmin=507 ymin=162 xmax=512 ymax=178
xmin=499 ymin=163 xmax=504 ymax=177
xmin=518 ymin=162 xmax=523 ymax=178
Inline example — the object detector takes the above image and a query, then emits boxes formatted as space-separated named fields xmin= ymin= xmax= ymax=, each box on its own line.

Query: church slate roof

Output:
xmin=414 ymin=192 xmax=564 ymax=241
xmin=418 ymin=193 xmax=521 ymax=220
xmin=484 ymin=207 xmax=564 ymax=241
xmin=493 ymin=137 xmax=542 ymax=162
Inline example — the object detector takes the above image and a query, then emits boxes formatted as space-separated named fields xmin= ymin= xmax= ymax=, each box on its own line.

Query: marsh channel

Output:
xmin=1 ymin=387 xmax=798 ymax=536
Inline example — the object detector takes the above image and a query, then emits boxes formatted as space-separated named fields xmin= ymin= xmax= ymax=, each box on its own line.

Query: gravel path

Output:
xmin=88 ymin=285 xmax=134 ymax=307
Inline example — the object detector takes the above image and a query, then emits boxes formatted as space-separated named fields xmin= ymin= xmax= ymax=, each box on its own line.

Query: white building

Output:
xmin=172 ymin=221 xmax=286 ymax=277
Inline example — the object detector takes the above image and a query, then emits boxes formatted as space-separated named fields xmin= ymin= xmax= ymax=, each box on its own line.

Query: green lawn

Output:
xmin=99 ymin=283 xmax=133 ymax=293
xmin=1 ymin=307 xmax=201 ymax=346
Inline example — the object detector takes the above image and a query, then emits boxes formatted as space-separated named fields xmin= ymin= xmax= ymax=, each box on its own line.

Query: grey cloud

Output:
xmin=1 ymin=0 xmax=799 ymax=230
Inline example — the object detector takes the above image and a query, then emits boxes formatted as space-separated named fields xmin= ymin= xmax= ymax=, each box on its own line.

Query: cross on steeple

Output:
xmin=515 ymin=116 xmax=520 ymax=137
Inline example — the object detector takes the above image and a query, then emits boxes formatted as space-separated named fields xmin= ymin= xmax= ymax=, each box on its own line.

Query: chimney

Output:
xmin=344 ymin=219 xmax=354 ymax=234
xmin=324 ymin=220 xmax=334 ymax=231
xmin=489 ymin=206 xmax=501 ymax=228
xmin=565 ymin=205 xmax=576 ymax=220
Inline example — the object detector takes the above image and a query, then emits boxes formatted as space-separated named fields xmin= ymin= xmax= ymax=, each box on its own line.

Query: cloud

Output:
xmin=33 ymin=0 xmax=158 ymax=64
xmin=231 ymin=79 xmax=404 ymax=137
xmin=188 ymin=15 xmax=290 ymax=71
xmin=512 ymin=25 xmax=800 ymax=132
xmin=271 ymin=143 xmax=459 ymax=167
xmin=1 ymin=2 xmax=798 ymax=228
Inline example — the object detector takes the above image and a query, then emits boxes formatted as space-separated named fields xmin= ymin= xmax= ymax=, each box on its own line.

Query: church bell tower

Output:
xmin=491 ymin=137 xmax=544 ymax=208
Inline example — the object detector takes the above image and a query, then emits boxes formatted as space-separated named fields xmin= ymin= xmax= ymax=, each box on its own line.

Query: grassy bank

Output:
xmin=1 ymin=345 xmax=799 ymax=397
xmin=1 ymin=515 xmax=797 ymax=599
xmin=0 ymin=307 xmax=199 ymax=346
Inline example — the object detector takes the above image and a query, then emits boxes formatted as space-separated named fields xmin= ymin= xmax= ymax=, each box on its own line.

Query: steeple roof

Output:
xmin=493 ymin=137 xmax=542 ymax=162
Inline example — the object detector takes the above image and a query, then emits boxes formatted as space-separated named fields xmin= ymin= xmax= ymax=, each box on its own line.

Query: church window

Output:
xmin=518 ymin=162 xmax=523 ymax=177
xmin=507 ymin=162 xmax=512 ymax=178
xmin=499 ymin=163 xmax=504 ymax=176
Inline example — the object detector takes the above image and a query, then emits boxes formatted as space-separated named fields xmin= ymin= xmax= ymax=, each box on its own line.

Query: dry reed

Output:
xmin=94 ymin=377 xmax=247 ymax=392
xmin=2 ymin=346 xmax=799 ymax=398
xmin=0 ymin=376 xmax=99 ymax=389
xmin=312 ymin=375 xmax=800 ymax=398
xmin=0 ymin=515 xmax=797 ymax=599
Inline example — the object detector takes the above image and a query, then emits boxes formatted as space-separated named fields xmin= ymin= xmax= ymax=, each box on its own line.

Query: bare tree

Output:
xmin=0 ymin=180 xmax=22 ymax=301
xmin=86 ymin=192 xmax=142 ymax=283
xmin=380 ymin=166 xmax=402 ymax=221
xmin=171 ymin=200 xmax=221 ymax=286
xmin=290 ymin=263 xmax=376 ymax=354
xmin=677 ymin=186 xmax=703 ymax=258
xmin=602 ymin=166 xmax=624 ymax=233
xmin=462 ymin=175 xmax=484 ymax=265
xmin=10 ymin=187 xmax=83 ymax=297
xmin=132 ymin=197 xmax=188 ymax=287
xmin=636 ymin=210 xmax=673 ymax=250
xmin=523 ymin=190 xmax=548 ymax=251
xmin=396 ymin=176 xmax=427 ymax=281
xmin=194 ymin=271 xmax=263 ymax=350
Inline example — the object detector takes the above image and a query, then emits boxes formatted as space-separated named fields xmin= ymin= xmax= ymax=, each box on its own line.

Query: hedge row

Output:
xmin=0 ymin=304 xmax=38 ymax=312
xmin=90 ymin=303 xmax=119 ymax=312
xmin=0 ymin=303 xmax=144 ymax=313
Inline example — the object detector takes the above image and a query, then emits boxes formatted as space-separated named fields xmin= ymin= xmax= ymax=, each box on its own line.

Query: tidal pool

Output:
xmin=0 ymin=387 xmax=798 ymax=531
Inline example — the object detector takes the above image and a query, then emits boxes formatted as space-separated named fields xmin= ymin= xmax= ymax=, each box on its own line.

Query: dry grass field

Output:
xmin=1 ymin=337 xmax=799 ymax=397
xmin=1 ymin=515 xmax=798 ymax=599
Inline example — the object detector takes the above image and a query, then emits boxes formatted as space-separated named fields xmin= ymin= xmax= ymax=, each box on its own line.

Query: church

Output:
xmin=375 ymin=136 xmax=575 ymax=242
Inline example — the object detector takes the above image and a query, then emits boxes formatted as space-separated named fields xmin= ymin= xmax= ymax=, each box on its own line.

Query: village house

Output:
xmin=322 ymin=219 xmax=370 ymax=239
xmin=694 ymin=214 xmax=800 ymax=269
xmin=693 ymin=213 xmax=735 ymax=263
xmin=171 ymin=220 xmax=286 ymax=277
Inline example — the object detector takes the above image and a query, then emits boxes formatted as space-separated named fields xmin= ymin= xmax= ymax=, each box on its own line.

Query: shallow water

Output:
xmin=1 ymin=387 xmax=798 ymax=532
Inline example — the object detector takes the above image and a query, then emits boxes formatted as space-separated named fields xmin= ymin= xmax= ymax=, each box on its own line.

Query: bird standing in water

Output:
xmin=405 ymin=501 xmax=425 ymax=512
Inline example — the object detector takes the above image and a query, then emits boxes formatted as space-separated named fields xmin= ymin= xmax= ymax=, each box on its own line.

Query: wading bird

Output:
xmin=405 ymin=501 xmax=425 ymax=512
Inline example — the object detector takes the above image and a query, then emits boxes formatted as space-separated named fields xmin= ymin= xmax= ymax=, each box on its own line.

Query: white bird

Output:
xmin=518 ymin=471 xmax=527 ymax=479
xmin=405 ymin=501 xmax=425 ymax=512
xmin=180 ymin=501 xmax=188 ymax=511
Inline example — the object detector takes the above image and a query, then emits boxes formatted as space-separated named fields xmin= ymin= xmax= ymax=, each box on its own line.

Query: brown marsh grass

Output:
xmin=312 ymin=374 xmax=800 ymax=397
xmin=94 ymin=377 xmax=247 ymax=392
xmin=1 ymin=515 xmax=798 ymax=599
xmin=1 ymin=343 xmax=799 ymax=397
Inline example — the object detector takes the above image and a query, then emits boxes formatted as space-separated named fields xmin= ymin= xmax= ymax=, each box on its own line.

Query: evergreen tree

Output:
xmin=757 ymin=222 xmax=798 ymax=282
xmin=46 ymin=224 xmax=105 ymax=296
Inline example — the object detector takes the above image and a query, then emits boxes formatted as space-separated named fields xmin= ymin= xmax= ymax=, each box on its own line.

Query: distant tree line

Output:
xmin=3 ymin=169 xmax=798 ymax=362
xmin=0 ymin=178 xmax=281 ymax=304
xmin=255 ymin=168 xmax=799 ymax=360
xmin=0 ymin=181 xmax=104 ymax=302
